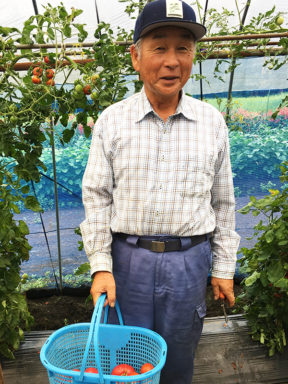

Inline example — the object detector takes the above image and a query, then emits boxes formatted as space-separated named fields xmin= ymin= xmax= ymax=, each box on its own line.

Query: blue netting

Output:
xmin=19 ymin=60 xmax=288 ymax=284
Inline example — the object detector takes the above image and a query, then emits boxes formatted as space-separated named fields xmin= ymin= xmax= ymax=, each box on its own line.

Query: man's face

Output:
xmin=131 ymin=26 xmax=195 ymax=104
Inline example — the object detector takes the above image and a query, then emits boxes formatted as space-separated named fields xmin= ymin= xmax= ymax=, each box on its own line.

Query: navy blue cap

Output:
xmin=133 ymin=0 xmax=206 ymax=43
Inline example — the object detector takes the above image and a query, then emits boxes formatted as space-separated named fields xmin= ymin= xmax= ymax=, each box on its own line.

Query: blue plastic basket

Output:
xmin=40 ymin=294 xmax=167 ymax=384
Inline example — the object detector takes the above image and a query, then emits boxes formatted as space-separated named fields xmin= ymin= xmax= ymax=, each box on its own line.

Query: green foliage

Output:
xmin=0 ymin=4 xmax=91 ymax=358
xmin=30 ymin=116 xmax=287 ymax=209
xmin=35 ymin=134 xmax=90 ymax=208
xmin=192 ymin=1 xmax=288 ymax=119
xmin=0 ymin=165 xmax=36 ymax=358
xmin=229 ymin=124 xmax=288 ymax=195
xmin=0 ymin=2 xmax=136 ymax=359
xmin=0 ymin=293 xmax=33 ymax=359
xmin=19 ymin=270 xmax=92 ymax=291
xmin=118 ymin=0 xmax=147 ymax=18
xmin=238 ymin=162 xmax=288 ymax=356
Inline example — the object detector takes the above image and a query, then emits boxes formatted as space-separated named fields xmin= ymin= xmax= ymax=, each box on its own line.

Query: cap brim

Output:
xmin=140 ymin=21 xmax=206 ymax=41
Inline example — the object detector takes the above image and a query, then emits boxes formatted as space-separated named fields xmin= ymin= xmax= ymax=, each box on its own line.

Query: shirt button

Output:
xmin=159 ymin=184 xmax=162 ymax=190
xmin=156 ymin=211 xmax=159 ymax=216
xmin=161 ymin=155 xmax=165 ymax=161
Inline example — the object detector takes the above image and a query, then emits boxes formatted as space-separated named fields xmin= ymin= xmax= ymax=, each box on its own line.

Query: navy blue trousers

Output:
xmin=109 ymin=234 xmax=212 ymax=384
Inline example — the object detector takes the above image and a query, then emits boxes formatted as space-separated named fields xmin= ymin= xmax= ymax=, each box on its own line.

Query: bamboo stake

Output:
xmin=2 ymin=31 xmax=287 ymax=51
xmin=0 ymin=47 xmax=286 ymax=72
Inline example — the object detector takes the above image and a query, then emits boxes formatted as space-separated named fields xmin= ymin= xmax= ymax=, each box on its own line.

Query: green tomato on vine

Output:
xmin=276 ymin=16 xmax=284 ymax=26
xmin=75 ymin=84 xmax=83 ymax=94
xmin=10 ymin=116 xmax=18 ymax=124
xmin=9 ymin=104 xmax=18 ymax=112
xmin=91 ymin=91 xmax=99 ymax=101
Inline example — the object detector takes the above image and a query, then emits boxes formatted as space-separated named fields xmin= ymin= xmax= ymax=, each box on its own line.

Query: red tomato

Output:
xmin=140 ymin=363 xmax=154 ymax=374
xmin=83 ymin=84 xmax=91 ymax=95
xmin=33 ymin=67 xmax=43 ymax=76
xmin=111 ymin=364 xmax=136 ymax=376
xmin=72 ymin=369 xmax=80 ymax=371
xmin=44 ymin=56 xmax=50 ymax=64
xmin=46 ymin=69 xmax=55 ymax=79
xmin=32 ymin=76 xmax=41 ymax=84
xmin=85 ymin=367 xmax=99 ymax=373
xmin=46 ymin=79 xmax=55 ymax=86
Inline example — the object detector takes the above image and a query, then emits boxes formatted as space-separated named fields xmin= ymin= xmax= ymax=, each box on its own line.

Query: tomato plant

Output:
xmin=238 ymin=162 xmax=288 ymax=356
xmin=0 ymin=1 xmax=136 ymax=360
xmin=0 ymin=3 xmax=92 ymax=360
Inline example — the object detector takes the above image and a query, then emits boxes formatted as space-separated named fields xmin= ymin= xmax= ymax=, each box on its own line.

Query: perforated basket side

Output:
xmin=43 ymin=324 xmax=94 ymax=370
xmin=40 ymin=301 xmax=167 ymax=384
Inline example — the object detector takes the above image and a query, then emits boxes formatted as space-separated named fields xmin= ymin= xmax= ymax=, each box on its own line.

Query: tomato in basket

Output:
xmin=85 ymin=367 xmax=99 ymax=373
xmin=111 ymin=363 xmax=137 ymax=376
xmin=140 ymin=363 xmax=154 ymax=373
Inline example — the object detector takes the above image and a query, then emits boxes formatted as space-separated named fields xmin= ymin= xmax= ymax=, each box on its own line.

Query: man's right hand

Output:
xmin=90 ymin=271 xmax=116 ymax=307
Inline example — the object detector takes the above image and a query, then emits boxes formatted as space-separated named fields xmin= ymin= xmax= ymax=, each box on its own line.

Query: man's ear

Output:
xmin=130 ymin=44 xmax=140 ymax=72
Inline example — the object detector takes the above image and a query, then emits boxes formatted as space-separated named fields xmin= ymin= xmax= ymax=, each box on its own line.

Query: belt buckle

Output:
xmin=151 ymin=240 xmax=165 ymax=252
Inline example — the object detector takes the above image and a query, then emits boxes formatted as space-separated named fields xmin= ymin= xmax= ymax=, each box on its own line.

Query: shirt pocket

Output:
xmin=175 ymin=152 xmax=215 ymax=196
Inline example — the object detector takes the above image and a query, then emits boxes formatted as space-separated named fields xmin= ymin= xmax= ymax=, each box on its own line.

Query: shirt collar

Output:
xmin=175 ymin=92 xmax=196 ymax=121
xmin=136 ymin=87 xmax=197 ymax=122
xmin=135 ymin=88 xmax=154 ymax=122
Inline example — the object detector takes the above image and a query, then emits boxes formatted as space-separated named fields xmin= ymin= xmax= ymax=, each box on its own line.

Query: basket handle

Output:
xmin=78 ymin=294 xmax=124 ymax=383
xmin=78 ymin=295 xmax=102 ymax=382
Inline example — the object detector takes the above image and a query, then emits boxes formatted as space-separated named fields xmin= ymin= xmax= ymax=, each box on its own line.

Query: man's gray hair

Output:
xmin=133 ymin=34 xmax=197 ymax=58
xmin=134 ymin=37 xmax=143 ymax=57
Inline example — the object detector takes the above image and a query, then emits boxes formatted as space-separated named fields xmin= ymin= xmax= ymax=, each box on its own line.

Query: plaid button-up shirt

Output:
xmin=80 ymin=88 xmax=240 ymax=279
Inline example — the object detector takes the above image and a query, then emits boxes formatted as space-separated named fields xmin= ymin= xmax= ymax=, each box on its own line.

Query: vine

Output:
xmin=0 ymin=2 xmax=134 ymax=358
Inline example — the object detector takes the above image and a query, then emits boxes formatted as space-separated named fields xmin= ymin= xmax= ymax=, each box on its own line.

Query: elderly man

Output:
xmin=80 ymin=0 xmax=240 ymax=383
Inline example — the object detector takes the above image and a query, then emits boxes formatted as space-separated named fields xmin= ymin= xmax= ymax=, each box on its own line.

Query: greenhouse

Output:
xmin=0 ymin=0 xmax=288 ymax=383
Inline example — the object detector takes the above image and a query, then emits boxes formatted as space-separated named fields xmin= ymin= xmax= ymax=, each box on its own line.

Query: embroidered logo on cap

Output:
xmin=166 ymin=0 xmax=183 ymax=18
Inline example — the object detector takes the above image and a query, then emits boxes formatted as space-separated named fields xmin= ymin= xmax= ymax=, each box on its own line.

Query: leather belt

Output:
xmin=114 ymin=233 xmax=211 ymax=253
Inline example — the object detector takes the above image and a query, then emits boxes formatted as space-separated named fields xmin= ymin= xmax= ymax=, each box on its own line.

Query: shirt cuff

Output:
xmin=211 ymin=270 xmax=235 ymax=279
xmin=88 ymin=252 xmax=113 ymax=276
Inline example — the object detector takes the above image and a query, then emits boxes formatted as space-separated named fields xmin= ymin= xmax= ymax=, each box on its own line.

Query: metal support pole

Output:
xmin=50 ymin=119 xmax=63 ymax=293
xmin=32 ymin=0 xmax=39 ymax=15
xmin=226 ymin=0 xmax=252 ymax=122
xmin=95 ymin=0 xmax=100 ymax=25
xmin=199 ymin=0 xmax=209 ymax=101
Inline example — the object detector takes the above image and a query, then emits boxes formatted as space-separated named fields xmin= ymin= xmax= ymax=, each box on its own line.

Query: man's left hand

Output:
xmin=211 ymin=277 xmax=235 ymax=307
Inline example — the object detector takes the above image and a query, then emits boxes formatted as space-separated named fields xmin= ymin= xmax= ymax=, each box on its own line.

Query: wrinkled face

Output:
xmin=131 ymin=26 xmax=195 ymax=104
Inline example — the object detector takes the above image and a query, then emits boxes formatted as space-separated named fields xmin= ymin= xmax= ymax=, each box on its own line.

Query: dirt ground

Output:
xmin=26 ymin=284 xmax=244 ymax=330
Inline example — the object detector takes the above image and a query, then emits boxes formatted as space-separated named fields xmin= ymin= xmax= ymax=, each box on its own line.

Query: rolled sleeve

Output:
xmin=210 ymin=118 xmax=240 ymax=279
xmin=80 ymin=116 xmax=114 ymax=275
